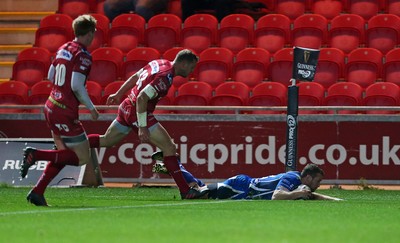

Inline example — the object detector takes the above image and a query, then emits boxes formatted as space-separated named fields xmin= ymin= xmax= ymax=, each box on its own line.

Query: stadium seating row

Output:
xmin=33 ymin=12 xmax=400 ymax=59
xmin=57 ymin=0 xmax=400 ymax=22
xmin=0 ymin=79 xmax=399 ymax=115
xmin=11 ymin=46 xmax=400 ymax=90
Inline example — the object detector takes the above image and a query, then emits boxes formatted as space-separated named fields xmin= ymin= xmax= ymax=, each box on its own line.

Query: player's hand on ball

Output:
xmin=295 ymin=185 xmax=312 ymax=200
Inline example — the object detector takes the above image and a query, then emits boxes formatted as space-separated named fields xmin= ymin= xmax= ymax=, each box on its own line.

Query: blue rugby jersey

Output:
xmin=217 ymin=171 xmax=302 ymax=200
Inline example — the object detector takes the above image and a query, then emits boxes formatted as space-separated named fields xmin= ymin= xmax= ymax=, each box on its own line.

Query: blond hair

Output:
xmin=72 ymin=14 xmax=97 ymax=37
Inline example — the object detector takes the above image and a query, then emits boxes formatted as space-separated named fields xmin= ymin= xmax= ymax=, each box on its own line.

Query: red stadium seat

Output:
xmin=346 ymin=0 xmax=380 ymax=21
xmin=58 ymin=0 xmax=90 ymax=19
xmin=275 ymin=0 xmax=306 ymax=20
xmin=121 ymin=47 xmax=161 ymax=80
xmin=329 ymin=14 xmax=365 ymax=54
xmin=366 ymin=14 xmax=400 ymax=55
xmin=89 ymin=47 xmax=124 ymax=87
xmin=209 ymin=82 xmax=250 ymax=114
xmin=181 ymin=14 xmax=218 ymax=54
xmin=194 ymin=48 xmax=234 ymax=88
xmin=248 ymin=82 xmax=287 ymax=114
xmin=87 ymin=13 xmax=110 ymax=53
xmin=145 ymin=14 xmax=182 ymax=54
xmin=108 ymin=14 xmax=146 ymax=54
xmin=163 ymin=47 xmax=185 ymax=61
xmin=345 ymin=48 xmax=383 ymax=88
xmin=324 ymin=82 xmax=364 ymax=114
xmin=12 ymin=47 xmax=52 ymax=87
xmin=173 ymin=81 xmax=213 ymax=114
xmin=34 ymin=14 xmax=74 ymax=54
xmin=268 ymin=48 xmax=294 ymax=85
xmin=298 ymin=82 xmax=325 ymax=114
xmin=91 ymin=0 xmax=105 ymax=15
xmin=101 ymin=81 xmax=126 ymax=104
xmin=162 ymin=47 xmax=190 ymax=88
xmin=233 ymin=48 xmax=271 ymax=88
xmin=0 ymin=81 xmax=29 ymax=113
xmin=86 ymin=80 xmax=103 ymax=105
xmin=387 ymin=0 xmax=400 ymax=16
xmin=383 ymin=48 xmax=400 ymax=85
xmin=218 ymin=14 xmax=255 ymax=54
xmin=28 ymin=80 xmax=52 ymax=104
xmin=314 ymin=48 xmax=345 ymax=89
xmin=364 ymin=82 xmax=400 ymax=114
xmin=292 ymin=14 xmax=328 ymax=49
xmin=311 ymin=0 xmax=344 ymax=20
xmin=28 ymin=80 xmax=53 ymax=113
xmin=254 ymin=14 xmax=291 ymax=54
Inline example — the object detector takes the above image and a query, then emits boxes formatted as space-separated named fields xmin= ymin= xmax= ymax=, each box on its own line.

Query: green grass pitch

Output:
xmin=1 ymin=186 xmax=399 ymax=243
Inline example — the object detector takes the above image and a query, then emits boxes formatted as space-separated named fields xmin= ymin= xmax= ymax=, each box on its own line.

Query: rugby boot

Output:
xmin=27 ymin=190 xmax=48 ymax=206
xmin=151 ymin=151 xmax=164 ymax=161
xmin=152 ymin=162 xmax=169 ymax=174
xmin=181 ymin=186 xmax=209 ymax=200
xmin=20 ymin=147 xmax=37 ymax=178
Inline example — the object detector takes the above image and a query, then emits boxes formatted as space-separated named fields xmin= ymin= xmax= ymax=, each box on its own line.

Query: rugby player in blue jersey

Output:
xmin=151 ymin=152 xmax=342 ymax=201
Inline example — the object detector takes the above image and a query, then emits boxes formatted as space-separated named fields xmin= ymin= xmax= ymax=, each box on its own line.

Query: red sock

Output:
xmin=88 ymin=134 xmax=100 ymax=148
xmin=34 ymin=149 xmax=79 ymax=166
xmin=33 ymin=162 xmax=65 ymax=194
xmin=163 ymin=155 xmax=190 ymax=193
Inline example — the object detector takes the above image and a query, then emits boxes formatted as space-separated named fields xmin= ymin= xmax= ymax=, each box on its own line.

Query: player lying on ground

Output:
xmin=151 ymin=152 xmax=342 ymax=201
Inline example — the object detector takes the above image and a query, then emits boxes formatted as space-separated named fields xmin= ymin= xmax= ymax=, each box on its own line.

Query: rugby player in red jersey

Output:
xmin=20 ymin=15 xmax=99 ymax=206
xmin=87 ymin=49 xmax=208 ymax=199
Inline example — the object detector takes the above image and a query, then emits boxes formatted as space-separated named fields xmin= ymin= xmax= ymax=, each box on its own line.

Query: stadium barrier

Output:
xmin=0 ymin=137 xmax=103 ymax=187
xmin=1 ymin=105 xmax=400 ymax=186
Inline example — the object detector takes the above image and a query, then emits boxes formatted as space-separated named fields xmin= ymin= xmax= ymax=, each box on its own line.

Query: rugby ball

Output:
xmin=295 ymin=184 xmax=311 ymax=191
xmin=294 ymin=184 xmax=312 ymax=200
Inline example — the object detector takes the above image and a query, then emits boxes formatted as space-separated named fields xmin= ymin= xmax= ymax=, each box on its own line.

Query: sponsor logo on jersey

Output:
xmin=56 ymin=49 xmax=73 ymax=61
xmin=52 ymin=90 xmax=63 ymax=100
xmin=149 ymin=61 xmax=159 ymax=74
xmin=80 ymin=65 xmax=87 ymax=71
xmin=80 ymin=57 xmax=92 ymax=66
xmin=157 ymin=79 xmax=167 ymax=92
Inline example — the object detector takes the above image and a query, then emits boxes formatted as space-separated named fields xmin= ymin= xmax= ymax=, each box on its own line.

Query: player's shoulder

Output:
xmin=283 ymin=171 xmax=301 ymax=180
xmin=67 ymin=41 xmax=91 ymax=57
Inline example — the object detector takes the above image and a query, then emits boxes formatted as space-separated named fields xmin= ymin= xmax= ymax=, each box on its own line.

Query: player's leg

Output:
xmin=88 ymin=119 xmax=130 ymax=148
xmin=25 ymin=132 xmax=94 ymax=206
xmin=207 ymin=175 xmax=251 ymax=199
xmin=149 ymin=123 xmax=191 ymax=194
xmin=151 ymin=151 xmax=205 ymax=187
xmin=26 ymin=133 xmax=66 ymax=206
xmin=148 ymin=123 xmax=209 ymax=199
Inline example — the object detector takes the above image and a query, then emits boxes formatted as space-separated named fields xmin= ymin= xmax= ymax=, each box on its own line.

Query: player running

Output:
xmin=87 ymin=49 xmax=208 ymax=200
xmin=20 ymin=15 xmax=99 ymax=206
xmin=151 ymin=151 xmax=343 ymax=201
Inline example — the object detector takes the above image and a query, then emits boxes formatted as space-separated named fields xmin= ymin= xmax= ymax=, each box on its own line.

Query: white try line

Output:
xmin=0 ymin=200 xmax=243 ymax=216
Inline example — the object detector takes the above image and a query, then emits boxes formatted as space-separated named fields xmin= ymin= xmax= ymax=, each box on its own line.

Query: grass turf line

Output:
xmin=0 ymin=187 xmax=399 ymax=243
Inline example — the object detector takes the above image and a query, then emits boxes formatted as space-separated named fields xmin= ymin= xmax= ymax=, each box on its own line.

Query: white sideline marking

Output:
xmin=0 ymin=200 xmax=242 ymax=216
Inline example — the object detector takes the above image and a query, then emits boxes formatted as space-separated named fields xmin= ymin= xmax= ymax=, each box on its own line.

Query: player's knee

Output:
xmin=162 ymin=143 xmax=177 ymax=157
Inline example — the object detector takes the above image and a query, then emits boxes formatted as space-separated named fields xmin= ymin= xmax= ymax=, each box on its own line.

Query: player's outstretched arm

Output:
xmin=272 ymin=188 xmax=312 ymax=200
xmin=311 ymin=192 xmax=343 ymax=201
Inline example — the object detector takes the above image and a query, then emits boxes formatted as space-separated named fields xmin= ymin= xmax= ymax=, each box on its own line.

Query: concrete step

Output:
xmin=1 ymin=0 xmax=58 ymax=12
xmin=0 ymin=27 xmax=36 ymax=45
xmin=0 ymin=12 xmax=54 ymax=28
xmin=0 ymin=61 xmax=14 ymax=80
xmin=0 ymin=44 xmax=32 ymax=61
